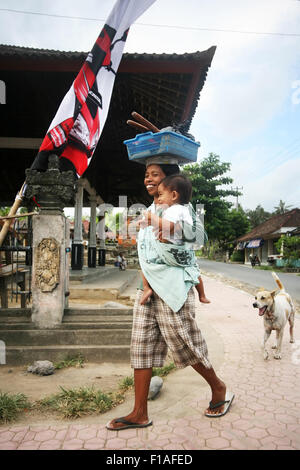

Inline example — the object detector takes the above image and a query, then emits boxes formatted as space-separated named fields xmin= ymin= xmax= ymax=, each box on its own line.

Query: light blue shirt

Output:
xmin=138 ymin=208 xmax=200 ymax=312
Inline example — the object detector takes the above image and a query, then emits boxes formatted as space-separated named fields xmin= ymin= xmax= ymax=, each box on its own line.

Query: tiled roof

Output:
xmin=0 ymin=43 xmax=215 ymax=63
xmin=0 ymin=43 xmax=216 ymax=206
xmin=237 ymin=209 xmax=300 ymax=241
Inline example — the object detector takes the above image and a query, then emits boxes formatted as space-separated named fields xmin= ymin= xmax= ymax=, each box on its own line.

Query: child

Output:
xmin=140 ymin=174 xmax=210 ymax=305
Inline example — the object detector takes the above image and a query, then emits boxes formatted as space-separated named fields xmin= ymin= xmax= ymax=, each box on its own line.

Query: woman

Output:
xmin=106 ymin=164 xmax=234 ymax=431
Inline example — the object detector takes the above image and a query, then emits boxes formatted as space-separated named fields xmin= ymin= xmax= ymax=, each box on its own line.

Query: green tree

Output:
xmin=224 ymin=208 xmax=251 ymax=245
xmin=273 ymin=200 xmax=292 ymax=215
xmin=245 ymin=205 xmax=271 ymax=229
xmin=183 ymin=153 xmax=241 ymax=240
xmin=0 ymin=207 xmax=10 ymax=216
xmin=275 ymin=235 xmax=300 ymax=264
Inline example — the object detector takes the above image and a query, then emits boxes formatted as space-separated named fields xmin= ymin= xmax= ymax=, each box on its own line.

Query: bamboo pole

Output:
xmin=0 ymin=182 xmax=26 ymax=247
xmin=0 ymin=211 xmax=37 ymax=220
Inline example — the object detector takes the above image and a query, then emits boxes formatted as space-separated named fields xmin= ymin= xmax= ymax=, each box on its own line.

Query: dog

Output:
xmin=253 ymin=272 xmax=295 ymax=360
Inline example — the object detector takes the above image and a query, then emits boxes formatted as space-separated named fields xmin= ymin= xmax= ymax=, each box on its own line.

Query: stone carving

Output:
xmin=35 ymin=238 xmax=60 ymax=292
xmin=25 ymin=154 xmax=75 ymax=212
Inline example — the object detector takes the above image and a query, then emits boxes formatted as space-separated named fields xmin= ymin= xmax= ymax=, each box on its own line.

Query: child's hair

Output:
xmin=159 ymin=174 xmax=192 ymax=204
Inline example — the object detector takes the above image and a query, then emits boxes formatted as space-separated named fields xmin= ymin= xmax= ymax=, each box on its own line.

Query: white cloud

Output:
xmin=230 ymin=158 xmax=300 ymax=211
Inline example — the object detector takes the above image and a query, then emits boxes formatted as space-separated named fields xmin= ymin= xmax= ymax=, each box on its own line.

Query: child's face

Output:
xmin=157 ymin=183 xmax=179 ymax=207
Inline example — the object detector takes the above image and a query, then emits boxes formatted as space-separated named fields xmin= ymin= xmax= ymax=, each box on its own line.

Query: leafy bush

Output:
xmin=275 ymin=235 xmax=300 ymax=264
xmin=230 ymin=250 xmax=245 ymax=262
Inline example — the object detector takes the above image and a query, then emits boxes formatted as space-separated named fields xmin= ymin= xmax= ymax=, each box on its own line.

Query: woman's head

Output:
xmin=144 ymin=163 xmax=180 ymax=200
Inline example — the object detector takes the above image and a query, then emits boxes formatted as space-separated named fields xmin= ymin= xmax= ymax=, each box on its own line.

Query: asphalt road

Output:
xmin=198 ymin=259 xmax=300 ymax=302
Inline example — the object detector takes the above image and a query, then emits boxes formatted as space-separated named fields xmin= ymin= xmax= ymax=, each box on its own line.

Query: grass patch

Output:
xmin=0 ymin=363 xmax=177 ymax=422
xmin=0 ymin=391 xmax=31 ymax=424
xmin=152 ymin=362 xmax=176 ymax=377
xmin=252 ymin=265 xmax=278 ymax=271
xmin=118 ymin=375 xmax=134 ymax=391
xmin=37 ymin=386 xmax=125 ymax=419
xmin=53 ymin=354 xmax=85 ymax=370
xmin=252 ymin=265 xmax=299 ymax=273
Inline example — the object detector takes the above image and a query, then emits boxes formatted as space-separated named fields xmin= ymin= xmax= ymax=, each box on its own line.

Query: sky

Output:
xmin=0 ymin=0 xmax=300 ymax=214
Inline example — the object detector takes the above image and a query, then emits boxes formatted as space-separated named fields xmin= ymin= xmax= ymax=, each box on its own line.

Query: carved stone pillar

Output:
xmin=25 ymin=154 xmax=75 ymax=328
xmin=71 ymin=180 xmax=84 ymax=270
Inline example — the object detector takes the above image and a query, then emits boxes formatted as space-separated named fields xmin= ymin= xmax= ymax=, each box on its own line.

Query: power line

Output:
xmin=248 ymin=137 xmax=300 ymax=179
xmin=1 ymin=7 xmax=300 ymax=38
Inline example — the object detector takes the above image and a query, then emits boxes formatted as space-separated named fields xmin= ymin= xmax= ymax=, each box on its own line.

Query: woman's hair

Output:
xmin=158 ymin=163 xmax=180 ymax=177
xmin=159 ymin=174 xmax=192 ymax=204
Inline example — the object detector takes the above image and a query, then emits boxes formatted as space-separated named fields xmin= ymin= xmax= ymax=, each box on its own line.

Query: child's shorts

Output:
xmin=130 ymin=288 xmax=212 ymax=369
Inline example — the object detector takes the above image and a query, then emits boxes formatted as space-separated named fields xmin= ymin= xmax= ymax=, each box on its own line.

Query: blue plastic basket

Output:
xmin=123 ymin=131 xmax=200 ymax=165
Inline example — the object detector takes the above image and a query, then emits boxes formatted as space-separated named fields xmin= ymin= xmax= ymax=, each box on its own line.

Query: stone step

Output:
xmin=0 ymin=328 xmax=132 ymax=346
xmin=69 ymin=287 xmax=121 ymax=300
xmin=5 ymin=345 xmax=130 ymax=365
xmin=0 ymin=308 xmax=31 ymax=318
xmin=69 ymin=266 xmax=112 ymax=284
xmin=62 ymin=314 xmax=133 ymax=323
xmin=69 ymin=269 xmax=139 ymax=301
xmin=0 ymin=321 xmax=132 ymax=330
xmin=0 ymin=317 xmax=32 ymax=325
xmin=64 ymin=307 xmax=133 ymax=316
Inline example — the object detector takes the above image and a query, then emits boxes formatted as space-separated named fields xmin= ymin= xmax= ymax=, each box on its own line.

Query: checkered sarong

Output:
xmin=130 ymin=288 xmax=212 ymax=369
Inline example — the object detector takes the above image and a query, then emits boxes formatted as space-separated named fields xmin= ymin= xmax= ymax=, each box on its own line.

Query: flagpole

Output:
xmin=0 ymin=182 xmax=26 ymax=247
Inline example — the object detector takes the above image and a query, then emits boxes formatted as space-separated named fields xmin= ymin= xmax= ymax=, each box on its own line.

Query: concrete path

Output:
xmin=1 ymin=275 xmax=300 ymax=450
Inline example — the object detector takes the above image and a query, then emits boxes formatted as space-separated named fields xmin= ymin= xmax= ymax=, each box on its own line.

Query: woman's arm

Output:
xmin=140 ymin=271 xmax=153 ymax=305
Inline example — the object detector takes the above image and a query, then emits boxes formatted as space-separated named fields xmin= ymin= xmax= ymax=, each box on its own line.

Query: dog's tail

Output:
xmin=272 ymin=271 xmax=284 ymax=291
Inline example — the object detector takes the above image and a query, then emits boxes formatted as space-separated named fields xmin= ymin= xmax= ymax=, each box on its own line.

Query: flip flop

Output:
xmin=106 ymin=417 xmax=153 ymax=431
xmin=205 ymin=392 xmax=235 ymax=418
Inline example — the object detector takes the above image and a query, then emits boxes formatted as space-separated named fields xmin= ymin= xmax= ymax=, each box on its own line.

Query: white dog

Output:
xmin=253 ymin=272 xmax=295 ymax=360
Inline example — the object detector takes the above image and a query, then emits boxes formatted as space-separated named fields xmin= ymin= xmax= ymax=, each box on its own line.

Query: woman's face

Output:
xmin=144 ymin=164 xmax=166 ymax=199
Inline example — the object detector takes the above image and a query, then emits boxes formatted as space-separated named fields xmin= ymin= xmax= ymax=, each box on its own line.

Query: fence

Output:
xmin=0 ymin=214 xmax=33 ymax=308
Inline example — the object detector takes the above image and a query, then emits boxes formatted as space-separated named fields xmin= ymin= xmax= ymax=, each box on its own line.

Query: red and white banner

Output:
xmin=31 ymin=0 xmax=157 ymax=176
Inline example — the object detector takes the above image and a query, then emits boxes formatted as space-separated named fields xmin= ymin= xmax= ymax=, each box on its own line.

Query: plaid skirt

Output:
xmin=130 ymin=288 xmax=212 ymax=369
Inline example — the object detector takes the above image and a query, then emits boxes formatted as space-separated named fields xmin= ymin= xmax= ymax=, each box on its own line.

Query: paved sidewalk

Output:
xmin=0 ymin=275 xmax=299 ymax=450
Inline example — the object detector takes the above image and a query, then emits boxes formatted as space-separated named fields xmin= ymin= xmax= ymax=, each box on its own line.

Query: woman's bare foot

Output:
xmin=140 ymin=288 xmax=153 ymax=305
xmin=205 ymin=380 xmax=226 ymax=416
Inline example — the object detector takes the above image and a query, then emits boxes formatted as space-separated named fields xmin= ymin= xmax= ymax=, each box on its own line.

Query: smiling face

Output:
xmin=253 ymin=290 xmax=276 ymax=316
xmin=144 ymin=164 xmax=166 ymax=201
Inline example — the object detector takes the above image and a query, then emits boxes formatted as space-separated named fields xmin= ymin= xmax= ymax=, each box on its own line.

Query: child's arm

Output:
xmin=140 ymin=272 xmax=153 ymax=305
xmin=142 ymin=211 xmax=182 ymax=242
xmin=143 ymin=211 xmax=174 ymax=232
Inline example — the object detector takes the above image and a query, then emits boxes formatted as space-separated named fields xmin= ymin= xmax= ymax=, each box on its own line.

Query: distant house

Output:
xmin=236 ymin=208 xmax=300 ymax=264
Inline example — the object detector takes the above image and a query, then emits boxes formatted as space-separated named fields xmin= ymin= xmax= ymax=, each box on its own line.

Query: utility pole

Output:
xmin=231 ymin=186 xmax=243 ymax=210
